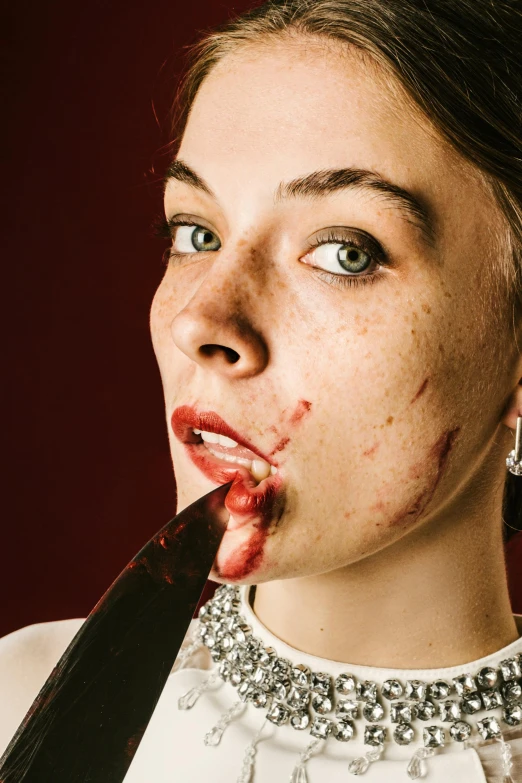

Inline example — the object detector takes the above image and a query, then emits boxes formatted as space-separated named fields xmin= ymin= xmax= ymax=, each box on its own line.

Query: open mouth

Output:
xmin=171 ymin=406 xmax=284 ymax=529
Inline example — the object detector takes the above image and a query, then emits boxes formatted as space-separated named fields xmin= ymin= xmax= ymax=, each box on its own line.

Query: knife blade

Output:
xmin=0 ymin=482 xmax=231 ymax=783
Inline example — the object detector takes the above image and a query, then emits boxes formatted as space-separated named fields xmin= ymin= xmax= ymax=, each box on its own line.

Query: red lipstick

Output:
xmin=170 ymin=406 xmax=285 ymax=530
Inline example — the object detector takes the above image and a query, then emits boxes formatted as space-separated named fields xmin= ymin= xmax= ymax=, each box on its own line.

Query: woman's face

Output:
xmin=151 ymin=38 xmax=518 ymax=583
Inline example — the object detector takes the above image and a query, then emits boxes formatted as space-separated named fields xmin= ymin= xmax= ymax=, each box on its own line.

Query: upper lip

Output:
xmin=171 ymin=406 xmax=273 ymax=464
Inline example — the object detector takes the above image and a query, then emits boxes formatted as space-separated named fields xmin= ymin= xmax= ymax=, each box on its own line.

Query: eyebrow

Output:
xmin=164 ymin=159 xmax=435 ymax=243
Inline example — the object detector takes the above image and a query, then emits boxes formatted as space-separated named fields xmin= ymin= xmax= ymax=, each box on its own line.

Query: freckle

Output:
xmin=358 ymin=326 xmax=368 ymax=336
xmin=411 ymin=329 xmax=416 ymax=335
xmin=344 ymin=511 xmax=352 ymax=519
xmin=422 ymin=303 xmax=431 ymax=314
xmin=320 ymin=627 xmax=324 ymax=632
xmin=444 ymin=291 xmax=452 ymax=299
xmin=439 ymin=342 xmax=445 ymax=354
xmin=386 ymin=416 xmax=394 ymax=425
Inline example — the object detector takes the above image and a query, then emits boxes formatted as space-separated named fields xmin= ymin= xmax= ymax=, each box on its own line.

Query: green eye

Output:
xmin=191 ymin=227 xmax=221 ymax=252
xmin=337 ymin=245 xmax=371 ymax=273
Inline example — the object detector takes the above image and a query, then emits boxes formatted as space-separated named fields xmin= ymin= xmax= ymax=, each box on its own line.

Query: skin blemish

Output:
xmin=363 ymin=442 xmax=380 ymax=458
xmin=422 ymin=303 xmax=432 ymax=314
xmin=411 ymin=377 xmax=430 ymax=404
xmin=386 ymin=416 xmax=394 ymax=425
xmin=289 ymin=399 xmax=313 ymax=425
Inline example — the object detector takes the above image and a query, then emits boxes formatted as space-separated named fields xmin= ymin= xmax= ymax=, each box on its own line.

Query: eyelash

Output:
xmin=152 ymin=217 xmax=387 ymax=290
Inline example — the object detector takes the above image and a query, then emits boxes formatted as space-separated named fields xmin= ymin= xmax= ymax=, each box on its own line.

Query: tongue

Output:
xmin=205 ymin=441 xmax=260 ymax=461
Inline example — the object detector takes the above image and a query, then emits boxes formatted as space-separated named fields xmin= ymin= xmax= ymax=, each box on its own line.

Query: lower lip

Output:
xmin=184 ymin=442 xmax=283 ymax=529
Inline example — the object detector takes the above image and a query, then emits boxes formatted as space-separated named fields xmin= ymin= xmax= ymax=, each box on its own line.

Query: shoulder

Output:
xmin=0 ymin=618 xmax=84 ymax=755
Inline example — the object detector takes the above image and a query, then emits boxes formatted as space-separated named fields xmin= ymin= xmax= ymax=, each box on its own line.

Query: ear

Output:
xmin=502 ymin=379 xmax=522 ymax=430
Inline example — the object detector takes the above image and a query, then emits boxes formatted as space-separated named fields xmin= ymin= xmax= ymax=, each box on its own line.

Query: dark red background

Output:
xmin=3 ymin=1 xmax=521 ymax=639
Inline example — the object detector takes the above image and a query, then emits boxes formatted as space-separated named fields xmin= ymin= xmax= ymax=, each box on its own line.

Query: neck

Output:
xmin=253 ymin=499 xmax=519 ymax=669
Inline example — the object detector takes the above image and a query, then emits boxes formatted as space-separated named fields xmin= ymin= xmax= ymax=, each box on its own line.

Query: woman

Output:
xmin=1 ymin=0 xmax=521 ymax=780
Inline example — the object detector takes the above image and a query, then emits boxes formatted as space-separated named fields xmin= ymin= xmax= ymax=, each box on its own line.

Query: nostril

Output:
xmin=199 ymin=344 xmax=240 ymax=364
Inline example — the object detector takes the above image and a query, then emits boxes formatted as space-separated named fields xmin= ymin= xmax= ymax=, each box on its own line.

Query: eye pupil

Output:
xmin=191 ymin=227 xmax=220 ymax=251
xmin=347 ymin=249 xmax=359 ymax=261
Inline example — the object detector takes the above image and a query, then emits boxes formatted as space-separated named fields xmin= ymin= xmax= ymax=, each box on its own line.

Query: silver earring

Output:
xmin=507 ymin=416 xmax=522 ymax=475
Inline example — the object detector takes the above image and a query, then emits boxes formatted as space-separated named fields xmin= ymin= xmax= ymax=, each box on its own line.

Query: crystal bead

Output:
xmin=291 ymin=664 xmax=312 ymax=688
xmin=405 ymin=680 xmax=426 ymax=700
xmin=453 ymin=674 xmax=476 ymax=696
xmin=415 ymin=700 xmax=436 ymax=721
xmin=210 ymin=646 xmax=223 ymax=662
xmin=364 ymin=724 xmax=387 ymax=746
xmin=202 ymin=632 xmax=216 ymax=648
xmin=272 ymin=657 xmax=292 ymax=678
xmin=312 ymin=694 xmax=332 ymax=715
xmin=210 ymin=602 xmax=222 ymax=617
xmin=335 ymin=672 xmax=356 ymax=694
xmin=234 ymin=623 xmax=252 ymax=643
xmin=509 ymin=449 xmax=522 ymax=475
xmin=288 ymin=685 xmax=311 ymax=710
xmin=250 ymin=689 xmax=270 ymax=709
xmin=333 ymin=719 xmax=354 ymax=741
xmin=257 ymin=646 xmax=277 ymax=666
xmin=238 ymin=681 xmax=252 ymax=702
xmin=394 ymin=723 xmax=414 ymax=745
xmin=336 ymin=699 xmax=359 ymax=719
xmin=251 ymin=665 xmax=269 ymax=686
xmin=272 ymin=679 xmax=290 ymax=700
xmin=349 ymin=756 xmax=370 ymax=775
xmin=481 ymin=688 xmax=503 ymax=710
xmin=428 ymin=680 xmax=451 ymax=700
xmin=289 ymin=766 xmax=307 ymax=783
xmin=222 ymin=597 xmax=241 ymax=614
xmin=227 ymin=647 xmax=242 ymax=663
xmin=363 ymin=701 xmax=384 ymax=721
xmin=461 ymin=691 xmax=482 ymax=714
xmin=267 ymin=701 xmax=290 ymax=726
xmin=477 ymin=666 xmax=499 ymax=689
xmin=310 ymin=717 xmax=333 ymax=739
xmin=477 ymin=716 xmax=502 ymax=739
xmin=178 ymin=685 xmax=203 ymax=710
xmin=220 ymin=633 xmax=235 ymax=652
xmin=407 ymin=747 xmax=435 ymax=780
xmin=391 ymin=701 xmax=416 ymax=723
xmin=198 ymin=604 xmax=211 ymax=622
xmin=501 ymin=681 xmax=522 ymax=702
xmin=311 ymin=672 xmax=331 ymax=695
xmin=290 ymin=711 xmax=310 ymax=730
xmin=230 ymin=668 xmax=243 ymax=687
xmin=218 ymin=659 xmax=232 ymax=680
xmin=504 ymin=704 xmax=522 ymax=726
xmin=500 ymin=658 xmax=521 ymax=681
xmin=356 ymin=680 xmax=378 ymax=701
xmin=382 ymin=679 xmax=403 ymax=700
xmin=439 ymin=700 xmax=461 ymax=722
xmin=423 ymin=726 xmax=445 ymax=748
xmin=449 ymin=720 xmax=472 ymax=742
xmin=239 ymin=658 xmax=254 ymax=675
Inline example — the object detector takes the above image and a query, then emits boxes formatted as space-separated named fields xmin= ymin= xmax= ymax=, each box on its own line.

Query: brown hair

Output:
xmin=170 ymin=0 xmax=522 ymax=537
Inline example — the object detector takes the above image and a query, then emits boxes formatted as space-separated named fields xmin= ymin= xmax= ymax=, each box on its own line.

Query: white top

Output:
xmin=1 ymin=585 xmax=522 ymax=782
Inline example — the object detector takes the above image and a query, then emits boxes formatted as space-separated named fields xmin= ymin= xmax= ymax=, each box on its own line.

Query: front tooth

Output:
xmin=201 ymin=431 xmax=219 ymax=444
xmin=251 ymin=459 xmax=271 ymax=482
xmin=219 ymin=434 xmax=238 ymax=448
xmin=193 ymin=428 xmax=201 ymax=435
xmin=270 ymin=465 xmax=278 ymax=475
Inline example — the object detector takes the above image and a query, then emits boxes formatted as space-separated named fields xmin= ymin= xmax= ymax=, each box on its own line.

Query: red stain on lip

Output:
xmin=289 ymin=399 xmax=312 ymax=425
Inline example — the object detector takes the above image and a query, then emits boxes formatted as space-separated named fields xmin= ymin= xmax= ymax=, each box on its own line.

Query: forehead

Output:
xmin=179 ymin=37 xmax=468 ymax=199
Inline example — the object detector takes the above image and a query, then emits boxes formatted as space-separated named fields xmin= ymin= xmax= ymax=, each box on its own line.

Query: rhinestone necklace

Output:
xmin=176 ymin=584 xmax=519 ymax=782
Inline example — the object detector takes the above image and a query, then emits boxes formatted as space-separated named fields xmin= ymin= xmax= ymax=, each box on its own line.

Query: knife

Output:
xmin=0 ymin=482 xmax=231 ymax=783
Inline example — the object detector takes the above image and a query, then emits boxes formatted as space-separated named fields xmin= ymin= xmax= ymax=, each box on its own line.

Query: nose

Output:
xmin=170 ymin=262 xmax=269 ymax=379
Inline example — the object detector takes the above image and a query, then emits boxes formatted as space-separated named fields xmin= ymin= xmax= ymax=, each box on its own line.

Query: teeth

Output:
xmin=270 ymin=465 xmax=278 ymax=475
xmin=200 ymin=431 xmax=219 ymax=444
xmin=219 ymin=434 xmax=238 ymax=448
xmin=251 ymin=459 xmax=271 ymax=482
xmin=195 ymin=430 xmax=239 ymax=448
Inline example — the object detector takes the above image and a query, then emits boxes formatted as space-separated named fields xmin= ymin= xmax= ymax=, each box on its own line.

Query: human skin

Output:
xmin=150 ymin=37 xmax=522 ymax=667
